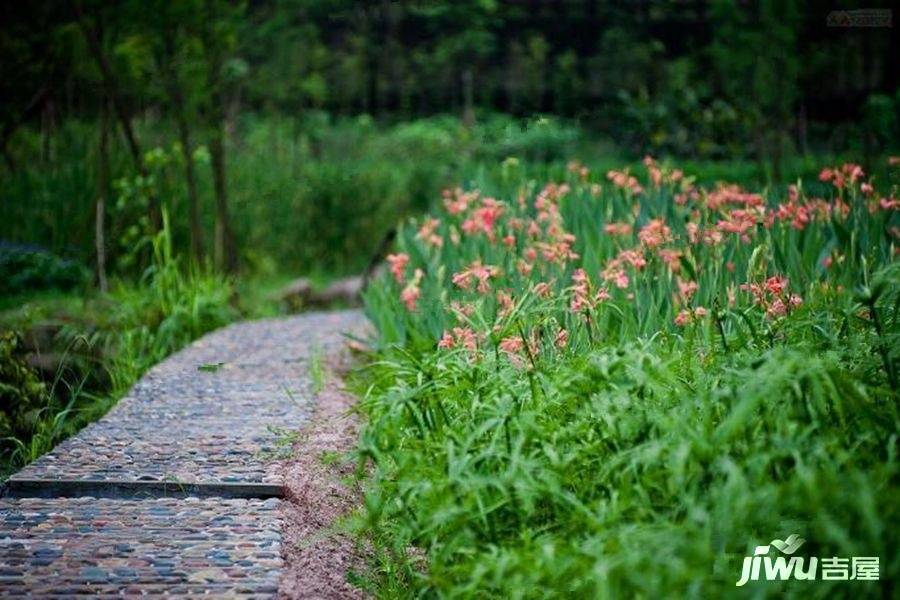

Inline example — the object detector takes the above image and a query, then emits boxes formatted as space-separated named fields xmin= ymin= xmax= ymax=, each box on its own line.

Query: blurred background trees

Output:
xmin=1 ymin=0 xmax=898 ymax=279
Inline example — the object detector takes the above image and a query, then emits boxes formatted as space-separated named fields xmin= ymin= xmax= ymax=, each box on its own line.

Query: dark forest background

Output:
xmin=1 ymin=0 xmax=898 ymax=278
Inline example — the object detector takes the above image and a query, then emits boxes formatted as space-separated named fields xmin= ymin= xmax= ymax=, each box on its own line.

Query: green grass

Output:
xmin=308 ymin=345 xmax=327 ymax=395
xmin=355 ymin=158 xmax=899 ymax=597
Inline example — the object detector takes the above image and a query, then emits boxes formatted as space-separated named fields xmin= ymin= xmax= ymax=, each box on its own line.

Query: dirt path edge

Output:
xmin=277 ymin=351 xmax=368 ymax=600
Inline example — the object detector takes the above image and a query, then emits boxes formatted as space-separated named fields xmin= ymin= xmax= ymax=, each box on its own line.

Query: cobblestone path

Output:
xmin=0 ymin=310 xmax=367 ymax=597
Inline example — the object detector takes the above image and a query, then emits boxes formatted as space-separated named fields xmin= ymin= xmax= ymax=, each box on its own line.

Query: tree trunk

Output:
xmin=797 ymin=103 xmax=808 ymax=156
xmin=96 ymin=98 xmax=110 ymax=293
xmin=201 ymin=0 xmax=237 ymax=274
xmin=159 ymin=33 xmax=204 ymax=263
xmin=210 ymin=129 xmax=236 ymax=273
xmin=1 ymin=86 xmax=52 ymax=173
xmin=75 ymin=2 xmax=161 ymax=232
xmin=177 ymin=113 xmax=204 ymax=264
xmin=462 ymin=68 xmax=475 ymax=128
xmin=1 ymin=146 xmax=14 ymax=172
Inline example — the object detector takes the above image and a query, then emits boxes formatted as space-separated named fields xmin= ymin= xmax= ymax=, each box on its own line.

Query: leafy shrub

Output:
xmin=476 ymin=114 xmax=581 ymax=162
xmin=0 ymin=331 xmax=49 ymax=449
xmin=0 ymin=244 xmax=89 ymax=295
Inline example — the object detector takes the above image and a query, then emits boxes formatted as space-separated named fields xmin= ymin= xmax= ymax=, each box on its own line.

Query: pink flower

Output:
xmin=767 ymin=298 xmax=787 ymax=318
xmin=443 ymin=187 xmax=478 ymax=215
xmin=461 ymin=198 xmax=504 ymax=241
xmin=705 ymin=184 xmax=764 ymax=210
xmin=496 ymin=290 xmax=514 ymax=317
xmin=400 ymin=285 xmax=420 ymax=311
xmin=452 ymin=261 xmax=499 ymax=294
xmin=400 ymin=268 xmax=424 ymax=311
xmin=674 ymin=306 xmax=707 ymax=326
xmin=638 ymin=219 xmax=671 ymax=249
xmin=618 ymin=249 xmax=646 ymax=270
xmin=516 ymin=259 xmax=534 ymax=276
xmin=386 ymin=253 xmax=409 ymax=283
xmin=449 ymin=301 xmax=476 ymax=318
xmin=607 ymin=169 xmax=643 ymax=194
xmin=742 ymin=274 xmax=801 ymax=320
xmin=417 ymin=218 xmax=443 ymax=248
xmin=677 ymin=278 xmax=698 ymax=302
xmin=765 ymin=276 xmax=788 ymax=296
xmin=611 ymin=269 xmax=630 ymax=289
xmin=685 ymin=222 xmax=700 ymax=244
xmin=438 ymin=327 xmax=479 ymax=352
xmin=570 ymin=268 xmax=607 ymax=311
xmin=499 ymin=336 xmax=524 ymax=354
xmin=644 ymin=155 xmax=663 ymax=187
xmin=533 ymin=282 xmax=553 ymax=298
xmin=454 ymin=327 xmax=478 ymax=351
xmin=658 ymin=249 xmax=682 ymax=272
xmin=451 ymin=270 xmax=471 ymax=290
xmin=604 ymin=222 xmax=633 ymax=236
xmin=438 ymin=331 xmax=455 ymax=349
xmin=819 ymin=163 xmax=864 ymax=190
xmin=555 ymin=329 xmax=569 ymax=349
xmin=717 ymin=209 xmax=760 ymax=237
xmin=879 ymin=197 xmax=900 ymax=211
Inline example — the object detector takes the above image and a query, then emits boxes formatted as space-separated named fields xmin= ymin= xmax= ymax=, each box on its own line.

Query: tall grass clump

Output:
xmin=357 ymin=158 xmax=899 ymax=597
xmin=103 ymin=210 xmax=237 ymax=391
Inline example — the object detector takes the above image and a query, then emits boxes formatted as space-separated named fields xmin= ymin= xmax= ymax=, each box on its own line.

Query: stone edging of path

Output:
xmin=1 ymin=478 xmax=283 ymax=500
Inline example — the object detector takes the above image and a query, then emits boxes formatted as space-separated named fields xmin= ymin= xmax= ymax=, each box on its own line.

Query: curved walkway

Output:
xmin=0 ymin=310 xmax=367 ymax=597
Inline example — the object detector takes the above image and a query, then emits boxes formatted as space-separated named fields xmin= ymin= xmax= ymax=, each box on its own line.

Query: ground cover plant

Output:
xmin=358 ymin=157 xmax=900 ymax=597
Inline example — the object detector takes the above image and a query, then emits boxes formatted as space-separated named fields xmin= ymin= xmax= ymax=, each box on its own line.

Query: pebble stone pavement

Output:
xmin=0 ymin=309 xmax=367 ymax=597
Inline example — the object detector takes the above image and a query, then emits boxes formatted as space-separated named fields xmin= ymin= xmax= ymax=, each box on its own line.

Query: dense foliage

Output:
xmin=0 ymin=244 xmax=89 ymax=296
xmin=3 ymin=1 xmax=898 ymax=284
xmin=0 ymin=332 xmax=49 ymax=452
xmin=4 ymin=1 xmax=898 ymax=157
xmin=358 ymin=158 xmax=899 ymax=596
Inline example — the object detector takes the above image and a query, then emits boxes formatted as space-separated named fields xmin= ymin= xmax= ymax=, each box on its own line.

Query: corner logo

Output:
xmin=736 ymin=534 xmax=880 ymax=586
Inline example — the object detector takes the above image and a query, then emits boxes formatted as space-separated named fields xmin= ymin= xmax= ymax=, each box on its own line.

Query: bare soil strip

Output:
xmin=277 ymin=349 xmax=368 ymax=599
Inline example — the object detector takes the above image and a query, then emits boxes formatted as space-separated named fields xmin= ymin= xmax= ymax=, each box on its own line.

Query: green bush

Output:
xmin=0 ymin=331 xmax=50 ymax=449
xmin=0 ymin=245 xmax=89 ymax=295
